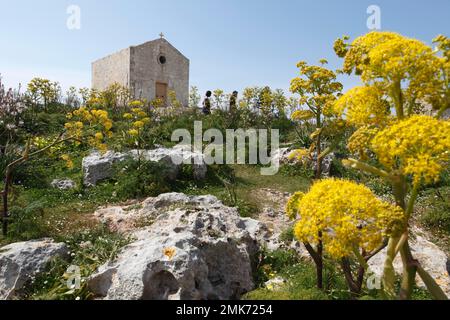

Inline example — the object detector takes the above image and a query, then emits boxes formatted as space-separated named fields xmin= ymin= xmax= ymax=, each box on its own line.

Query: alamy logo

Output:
xmin=66 ymin=5 xmax=81 ymax=30
xmin=367 ymin=5 xmax=382 ymax=30
xmin=66 ymin=265 xmax=81 ymax=290
xmin=367 ymin=274 xmax=382 ymax=290
xmin=172 ymin=121 xmax=280 ymax=175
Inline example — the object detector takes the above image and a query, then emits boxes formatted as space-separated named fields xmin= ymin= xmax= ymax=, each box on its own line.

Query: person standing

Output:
xmin=202 ymin=91 xmax=212 ymax=115
xmin=228 ymin=91 xmax=239 ymax=127
xmin=229 ymin=91 xmax=238 ymax=114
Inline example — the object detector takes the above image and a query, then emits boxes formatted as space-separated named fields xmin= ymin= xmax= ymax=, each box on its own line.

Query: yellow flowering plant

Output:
xmin=289 ymin=60 xmax=344 ymax=178
xmin=100 ymin=82 xmax=132 ymax=112
xmin=1 ymin=106 xmax=114 ymax=236
xmin=334 ymin=32 xmax=449 ymax=119
xmin=287 ymin=179 xmax=404 ymax=295
xmin=335 ymin=31 xmax=450 ymax=300
xmin=65 ymin=107 xmax=113 ymax=154
xmin=122 ymin=105 xmax=151 ymax=150
xmin=27 ymin=77 xmax=60 ymax=111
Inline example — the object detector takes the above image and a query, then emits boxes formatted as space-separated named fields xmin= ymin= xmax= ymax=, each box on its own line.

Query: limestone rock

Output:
xmin=89 ymin=193 xmax=271 ymax=300
xmin=0 ymin=239 xmax=68 ymax=300
xmin=82 ymin=151 xmax=128 ymax=187
xmin=82 ymin=147 xmax=207 ymax=187
xmin=368 ymin=227 xmax=450 ymax=297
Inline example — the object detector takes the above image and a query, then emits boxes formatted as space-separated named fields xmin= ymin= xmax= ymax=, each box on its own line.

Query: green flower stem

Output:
xmin=399 ymin=242 xmax=417 ymax=300
xmin=405 ymin=186 xmax=419 ymax=220
xmin=382 ymin=236 xmax=400 ymax=299
xmin=353 ymin=247 xmax=369 ymax=270
xmin=318 ymin=147 xmax=332 ymax=161
xmin=342 ymin=158 xmax=391 ymax=180
xmin=394 ymin=233 xmax=408 ymax=257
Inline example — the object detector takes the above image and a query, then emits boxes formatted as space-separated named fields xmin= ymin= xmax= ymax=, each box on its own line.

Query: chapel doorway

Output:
xmin=156 ymin=82 xmax=168 ymax=106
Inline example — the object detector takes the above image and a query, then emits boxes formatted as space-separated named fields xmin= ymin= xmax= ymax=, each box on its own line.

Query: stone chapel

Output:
xmin=92 ymin=35 xmax=189 ymax=106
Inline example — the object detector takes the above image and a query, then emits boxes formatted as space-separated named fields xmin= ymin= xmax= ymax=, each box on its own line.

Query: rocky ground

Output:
xmin=0 ymin=188 xmax=449 ymax=300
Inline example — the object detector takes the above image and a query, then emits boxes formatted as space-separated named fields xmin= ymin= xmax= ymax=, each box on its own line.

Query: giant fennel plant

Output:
xmin=331 ymin=31 xmax=450 ymax=300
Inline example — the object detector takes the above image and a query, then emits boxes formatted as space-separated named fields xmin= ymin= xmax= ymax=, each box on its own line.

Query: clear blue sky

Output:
xmin=1 ymin=0 xmax=449 ymax=96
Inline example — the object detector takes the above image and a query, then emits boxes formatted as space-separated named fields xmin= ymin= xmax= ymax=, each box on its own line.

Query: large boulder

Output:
xmin=368 ymin=227 xmax=450 ymax=297
xmin=89 ymin=193 xmax=270 ymax=300
xmin=0 ymin=239 xmax=68 ymax=300
xmin=82 ymin=147 xmax=207 ymax=187
xmin=82 ymin=151 xmax=128 ymax=187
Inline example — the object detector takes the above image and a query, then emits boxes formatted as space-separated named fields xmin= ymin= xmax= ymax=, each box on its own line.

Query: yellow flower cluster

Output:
xmin=335 ymin=32 xmax=445 ymax=109
xmin=290 ymin=61 xmax=343 ymax=111
xmin=288 ymin=149 xmax=310 ymax=164
xmin=65 ymin=107 xmax=113 ymax=152
xmin=347 ymin=126 xmax=380 ymax=160
xmin=333 ymin=86 xmax=389 ymax=127
xmin=291 ymin=110 xmax=315 ymax=122
xmin=129 ymin=100 xmax=144 ymax=108
xmin=32 ymin=136 xmax=64 ymax=155
xmin=287 ymin=179 xmax=405 ymax=259
xmin=286 ymin=191 xmax=304 ymax=220
xmin=371 ymin=115 xmax=450 ymax=186
xmin=123 ymin=107 xmax=151 ymax=137
xmin=61 ymin=154 xmax=74 ymax=169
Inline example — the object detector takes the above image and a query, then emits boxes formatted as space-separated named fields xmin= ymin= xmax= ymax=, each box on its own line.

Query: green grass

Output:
xmin=244 ymin=248 xmax=349 ymax=301
xmin=176 ymin=164 xmax=310 ymax=217
xmin=418 ymin=187 xmax=450 ymax=234
xmin=244 ymin=248 xmax=433 ymax=301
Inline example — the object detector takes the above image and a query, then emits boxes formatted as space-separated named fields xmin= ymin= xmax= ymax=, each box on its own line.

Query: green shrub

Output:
xmin=243 ymin=288 xmax=292 ymax=300
xmin=418 ymin=187 xmax=450 ymax=234
xmin=279 ymin=163 xmax=314 ymax=179
xmin=279 ymin=226 xmax=295 ymax=244
xmin=249 ymin=249 xmax=351 ymax=300
xmin=254 ymin=248 xmax=301 ymax=286
xmin=420 ymin=205 xmax=450 ymax=234
xmin=8 ymin=200 xmax=49 ymax=241
xmin=113 ymin=158 xmax=171 ymax=200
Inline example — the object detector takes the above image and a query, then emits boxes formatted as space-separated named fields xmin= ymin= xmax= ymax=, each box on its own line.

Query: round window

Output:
xmin=158 ymin=55 xmax=167 ymax=64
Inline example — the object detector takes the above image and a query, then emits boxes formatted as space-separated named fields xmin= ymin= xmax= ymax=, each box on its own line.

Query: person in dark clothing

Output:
xmin=202 ymin=91 xmax=212 ymax=115
xmin=228 ymin=91 xmax=239 ymax=128
xmin=229 ymin=91 xmax=238 ymax=113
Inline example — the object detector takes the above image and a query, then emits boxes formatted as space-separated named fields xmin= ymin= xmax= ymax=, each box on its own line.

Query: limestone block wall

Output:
xmin=92 ymin=48 xmax=131 ymax=91
xmin=130 ymin=39 xmax=189 ymax=106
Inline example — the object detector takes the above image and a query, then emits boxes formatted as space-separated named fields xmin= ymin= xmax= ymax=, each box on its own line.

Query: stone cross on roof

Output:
xmin=159 ymin=32 xmax=165 ymax=39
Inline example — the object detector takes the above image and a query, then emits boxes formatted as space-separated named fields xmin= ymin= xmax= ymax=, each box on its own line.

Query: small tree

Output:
xmin=213 ymin=89 xmax=225 ymax=110
xmin=27 ymin=78 xmax=60 ymax=111
xmin=259 ymin=86 xmax=274 ymax=128
xmin=65 ymin=86 xmax=80 ymax=108
xmin=100 ymin=82 xmax=131 ymax=112
xmin=79 ymin=87 xmax=90 ymax=106
xmin=290 ymin=60 xmax=343 ymax=179
xmin=0 ymin=77 xmax=27 ymax=154
xmin=189 ymin=86 xmax=201 ymax=109
xmin=272 ymin=89 xmax=288 ymax=118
